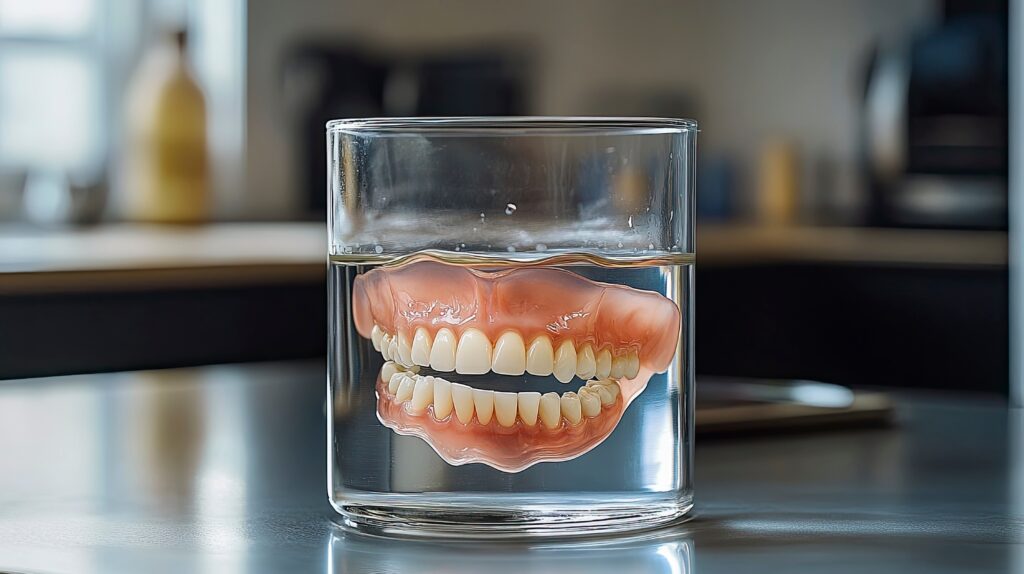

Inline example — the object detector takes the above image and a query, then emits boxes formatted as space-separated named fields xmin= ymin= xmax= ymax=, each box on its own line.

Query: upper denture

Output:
xmin=353 ymin=260 xmax=681 ymax=376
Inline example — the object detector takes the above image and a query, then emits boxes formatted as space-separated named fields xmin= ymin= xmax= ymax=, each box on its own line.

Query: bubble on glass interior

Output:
xmin=505 ymin=203 xmax=517 ymax=215
xmin=331 ymin=212 xmax=681 ymax=254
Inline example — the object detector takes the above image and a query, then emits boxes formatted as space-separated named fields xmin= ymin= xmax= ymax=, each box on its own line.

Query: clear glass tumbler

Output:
xmin=327 ymin=117 xmax=696 ymax=538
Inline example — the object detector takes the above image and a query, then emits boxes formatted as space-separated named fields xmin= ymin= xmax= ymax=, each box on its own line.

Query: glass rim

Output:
xmin=326 ymin=116 xmax=698 ymax=136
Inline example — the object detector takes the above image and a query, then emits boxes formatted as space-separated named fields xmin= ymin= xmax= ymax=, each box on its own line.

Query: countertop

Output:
xmin=0 ymin=361 xmax=1019 ymax=573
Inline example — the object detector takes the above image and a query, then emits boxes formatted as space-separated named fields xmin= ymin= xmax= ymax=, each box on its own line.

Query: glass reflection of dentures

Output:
xmin=351 ymin=260 xmax=681 ymax=473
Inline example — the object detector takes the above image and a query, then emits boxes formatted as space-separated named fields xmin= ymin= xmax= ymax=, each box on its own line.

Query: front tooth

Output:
xmin=560 ymin=392 xmax=582 ymax=425
xmin=517 ymin=392 xmax=541 ymax=426
xmin=429 ymin=328 xmax=457 ymax=372
xmin=455 ymin=329 xmax=492 ymax=375
xmin=395 ymin=375 xmax=414 ymax=403
xmin=432 ymin=377 xmax=453 ymax=420
xmin=411 ymin=327 xmax=433 ymax=366
xmin=451 ymin=383 xmax=475 ymax=424
xmin=387 ymin=372 xmax=405 ymax=394
xmin=371 ymin=325 xmax=384 ymax=351
xmin=578 ymin=388 xmax=602 ymax=417
xmin=625 ymin=352 xmax=640 ymax=378
xmin=409 ymin=376 xmax=434 ymax=414
xmin=491 ymin=331 xmax=526 ymax=376
xmin=396 ymin=332 xmax=413 ymax=365
xmin=494 ymin=391 xmax=518 ymax=427
xmin=380 ymin=334 xmax=393 ymax=360
xmin=576 ymin=344 xmax=597 ymax=380
xmin=472 ymin=389 xmax=495 ymax=425
xmin=380 ymin=361 xmax=400 ymax=383
xmin=595 ymin=348 xmax=612 ymax=379
xmin=526 ymin=335 xmax=554 ymax=376
xmin=539 ymin=392 xmax=562 ymax=429
xmin=553 ymin=340 xmax=577 ymax=383
xmin=609 ymin=355 xmax=627 ymax=379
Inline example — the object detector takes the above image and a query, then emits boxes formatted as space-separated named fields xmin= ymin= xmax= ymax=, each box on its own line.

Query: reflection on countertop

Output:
xmin=0 ymin=361 xmax=1019 ymax=573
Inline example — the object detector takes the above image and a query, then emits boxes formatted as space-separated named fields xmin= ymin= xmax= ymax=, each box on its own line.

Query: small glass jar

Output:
xmin=327 ymin=117 xmax=696 ymax=538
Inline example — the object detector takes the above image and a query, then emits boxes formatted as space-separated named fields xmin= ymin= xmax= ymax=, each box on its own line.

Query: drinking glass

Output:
xmin=327 ymin=117 xmax=696 ymax=538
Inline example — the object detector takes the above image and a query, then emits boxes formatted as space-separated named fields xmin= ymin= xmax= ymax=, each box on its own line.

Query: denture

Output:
xmin=352 ymin=259 xmax=681 ymax=472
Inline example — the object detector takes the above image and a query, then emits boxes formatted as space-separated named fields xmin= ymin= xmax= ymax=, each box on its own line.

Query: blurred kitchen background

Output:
xmin=0 ymin=0 xmax=1011 ymax=394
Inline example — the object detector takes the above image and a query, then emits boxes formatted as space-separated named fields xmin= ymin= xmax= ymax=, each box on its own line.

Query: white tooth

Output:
xmin=395 ymin=375 xmax=414 ymax=403
xmin=607 ymin=381 xmax=621 ymax=400
xmin=380 ymin=334 xmax=393 ymax=360
xmin=560 ymin=392 xmax=582 ymax=425
xmin=595 ymin=348 xmax=612 ymax=379
xmin=396 ymin=332 xmax=413 ymax=365
xmin=411 ymin=327 xmax=433 ymax=366
xmin=410 ymin=376 xmax=434 ymax=414
xmin=455 ymin=328 xmax=492 ymax=375
xmin=553 ymin=340 xmax=577 ymax=383
xmin=371 ymin=325 xmax=384 ymax=351
xmin=451 ymin=383 xmax=475 ymax=424
xmin=432 ymin=377 xmax=453 ymax=420
xmin=517 ymin=392 xmax=541 ymax=426
xmin=526 ymin=335 xmax=554 ymax=376
xmin=593 ymin=384 xmax=615 ymax=406
xmin=539 ymin=392 xmax=562 ymax=429
xmin=625 ymin=352 xmax=640 ymax=378
xmin=380 ymin=361 xmax=400 ymax=383
xmin=491 ymin=331 xmax=526 ymax=376
xmin=472 ymin=389 xmax=495 ymax=425
xmin=494 ymin=391 xmax=518 ymax=427
xmin=610 ymin=355 xmax=627 ymax=379
xmin=388 ymin=339 xmax=401 ymax=364
xmin=429 ymin=328 xmax=457 ymax=372
xmin=578 ymin=388 xmax=602 ymax=417
xmin=388 ymin=372 xmax=405 ymax=394
xmin=576 ymin=344 xmax=597 ymax=380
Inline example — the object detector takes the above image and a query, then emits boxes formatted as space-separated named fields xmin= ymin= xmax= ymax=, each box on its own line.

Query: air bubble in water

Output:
xmin=648 ymin=243 xmax=654 ymax=250
xmin=505 ymin=203 xmax=517 ymax=215
xmin=536 ymin=243 xmax=547 ymax=252
xmin=374 ymin=245 xmax=383 ymax=254
xmin=507 ymin=246 xmax=516 ymax=253
xmin=627 ymin=215 xmax=633 ymax=228
xmin=617 ymin=242 xmax=623 ymax=248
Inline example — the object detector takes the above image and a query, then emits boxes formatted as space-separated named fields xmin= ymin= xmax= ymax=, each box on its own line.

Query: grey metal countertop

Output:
xmin=0 ymin=361 xmax=1019 ymax=573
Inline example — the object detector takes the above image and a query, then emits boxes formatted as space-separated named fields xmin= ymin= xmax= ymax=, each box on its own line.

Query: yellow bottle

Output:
xmin=122 ymin=29 xmax=209 ymax=223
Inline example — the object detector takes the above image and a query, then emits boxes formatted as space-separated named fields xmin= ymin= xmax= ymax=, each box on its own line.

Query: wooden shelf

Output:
xmin=697 ymin=224 xmax=1007 ymax=268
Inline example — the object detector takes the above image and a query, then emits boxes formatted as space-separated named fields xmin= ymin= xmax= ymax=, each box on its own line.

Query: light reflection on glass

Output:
xmin=326 ymin=526 xmax=694 ymax=574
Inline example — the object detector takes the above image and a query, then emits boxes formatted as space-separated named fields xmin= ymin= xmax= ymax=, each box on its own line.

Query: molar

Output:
xmin=371 ymin=324 xmax=384 ymax=351
xmin=455 ymin=328 xmax=492 ymax=375
xmin=578 ymin=387 xmax=602 ymax=418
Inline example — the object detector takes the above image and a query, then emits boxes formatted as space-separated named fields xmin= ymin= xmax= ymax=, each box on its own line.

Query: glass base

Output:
xmin=331 ymin=493 xmax=694 ymax=540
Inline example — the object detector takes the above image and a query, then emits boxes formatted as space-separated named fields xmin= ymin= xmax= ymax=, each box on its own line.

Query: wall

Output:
xmin=245 ymin=0 xmax=936 ymax=218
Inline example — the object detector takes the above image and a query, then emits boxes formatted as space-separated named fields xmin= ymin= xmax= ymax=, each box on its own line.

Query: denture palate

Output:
xmin=370 ymin=324 xmax=641 ymax=382
xmin=379 ymin=360 xmax=622 ymax=429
